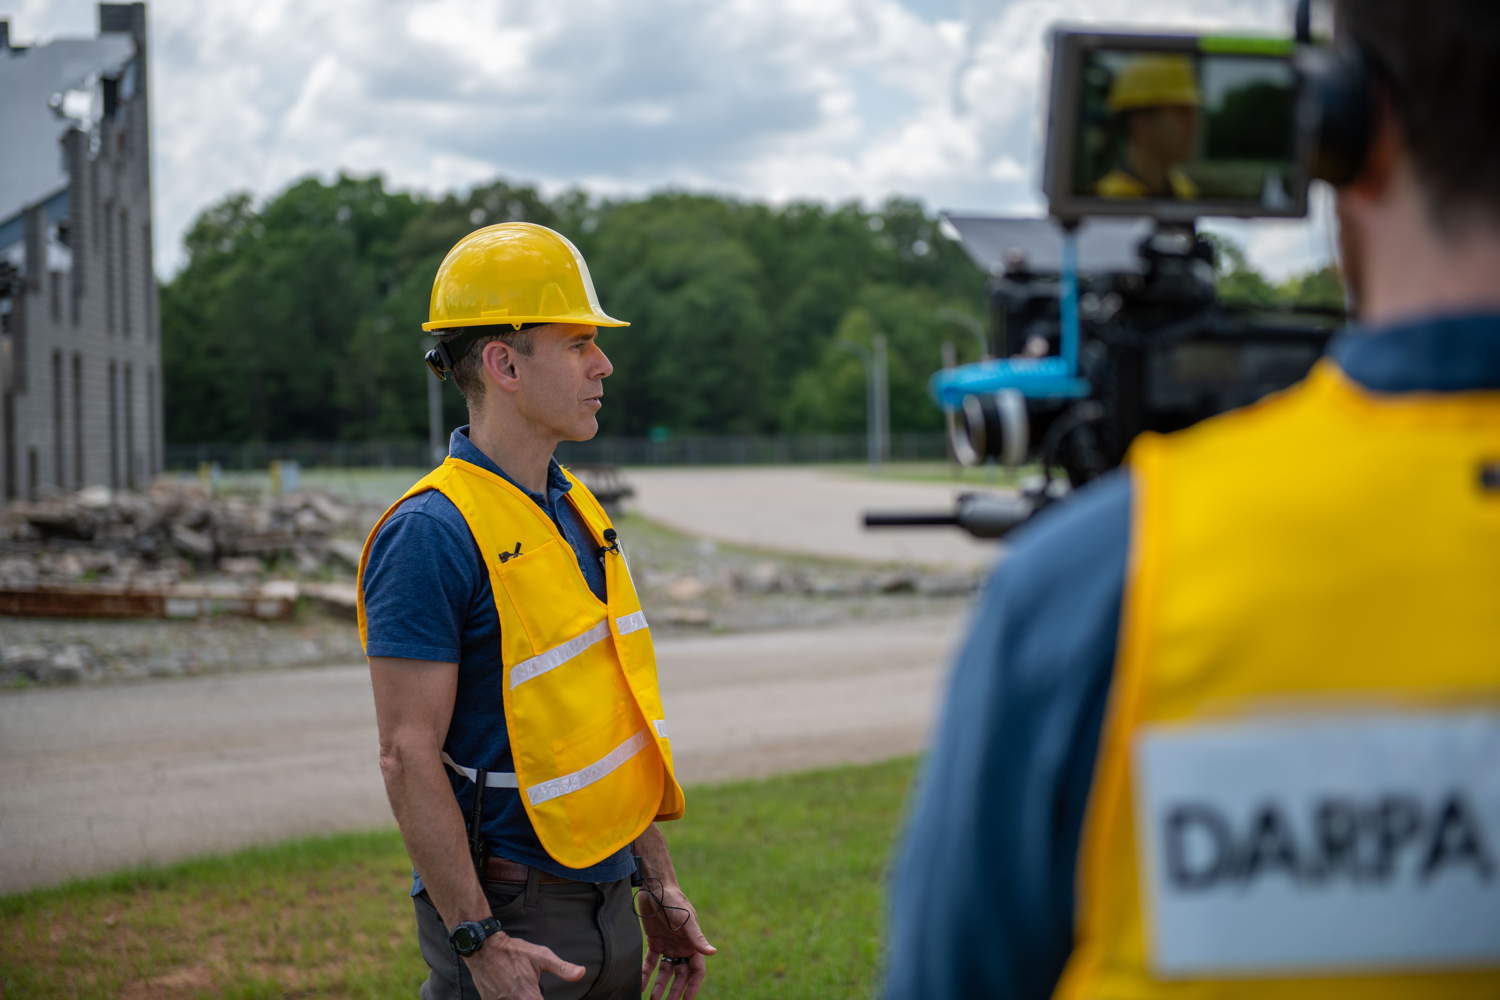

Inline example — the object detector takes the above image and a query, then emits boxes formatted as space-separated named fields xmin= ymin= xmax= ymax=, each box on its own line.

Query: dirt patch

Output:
xmin=118 ymin=960 xmax=221 ymax=1000
xmin=1 ymin=857 xmax=414 ymax=998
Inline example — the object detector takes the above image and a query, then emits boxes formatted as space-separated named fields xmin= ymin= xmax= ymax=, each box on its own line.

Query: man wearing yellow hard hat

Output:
xmin=1096 ymin=54 xmax=1202 ymax=200
xmin=357 ymin=222 xmax=715 ymax=999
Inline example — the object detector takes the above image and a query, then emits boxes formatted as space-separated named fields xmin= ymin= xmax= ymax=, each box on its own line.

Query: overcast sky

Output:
xmin=6 ymin=0 xmax=1335 ymax=280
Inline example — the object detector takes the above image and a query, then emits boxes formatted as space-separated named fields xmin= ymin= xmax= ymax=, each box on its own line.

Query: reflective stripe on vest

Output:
xmin=357 ymin=456 xmax=686 ymax=870
xmin=1054 ymin=361 xmax=1500 ymax=1000
xmin=526 ymin=729 xmax=650 ymax=806
xmin=510 ymin=613 xmax=650 ymax=689
xmin=445 ymin=722 xmax=668 ymax=798
xmin=445 ymin=732 xmax=651 ymax=805
xmin=442 ymin=752 xmax=519 ymax=789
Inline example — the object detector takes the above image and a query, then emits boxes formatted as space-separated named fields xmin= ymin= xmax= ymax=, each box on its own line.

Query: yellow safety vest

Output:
xmin=1096 ymin=168 xmax=1199 ymax=200
xmin=1055 ymin=359 xmax=1500 ymax=999
xmin=357 ymin=457 xmax=685 ymax=870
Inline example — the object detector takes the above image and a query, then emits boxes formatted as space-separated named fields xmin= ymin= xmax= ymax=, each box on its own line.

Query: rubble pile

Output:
xmin=0 ymin=481 xmax=986 ymax=687
xmin=641 ymin=561 xmax=980 ymax=602
xmin=0 ymin=482 xmax=370 ymax=614
xmin=1 ymin=615 xmax=365 ymax=686
xmin=633 ymin=561 xmax=982 ymax=631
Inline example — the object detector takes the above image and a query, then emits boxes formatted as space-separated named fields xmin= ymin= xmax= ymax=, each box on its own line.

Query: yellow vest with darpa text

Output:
xmin=357 ymin=457 xmax=685 ymax=870
xmin=1055 ymin=359 xmax=1500 ymax=1000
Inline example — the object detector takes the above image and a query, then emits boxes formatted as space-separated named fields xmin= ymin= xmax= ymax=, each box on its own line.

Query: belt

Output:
xmin=484 ymin=855 xmax=574 ymax=885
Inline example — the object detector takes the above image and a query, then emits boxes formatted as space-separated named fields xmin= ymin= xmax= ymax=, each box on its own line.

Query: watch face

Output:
xmin=452 ymin=925 xmax=480 ymax=954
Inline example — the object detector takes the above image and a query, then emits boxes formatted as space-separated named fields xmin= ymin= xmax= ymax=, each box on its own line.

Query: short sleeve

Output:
xmin=884 ymin=471 xmax=1131 ymax=999
xmin=361 ymin=495 xmax=482 ymax=663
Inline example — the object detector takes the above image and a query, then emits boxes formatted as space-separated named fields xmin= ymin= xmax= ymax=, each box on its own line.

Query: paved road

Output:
xmin=0 ymin=612 xmax=964 ymax=894
xmin=626 ymin=467 xmax=1005 ymax=571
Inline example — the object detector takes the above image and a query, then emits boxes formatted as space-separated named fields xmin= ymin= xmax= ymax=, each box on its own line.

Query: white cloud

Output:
xmin=6 ymin=0 xmax=1331 ymax=281
xmin=989 ymin=157 xmax=1026 ymax=183
xmin=1215 ymin=184 xmax=1340 ymax=281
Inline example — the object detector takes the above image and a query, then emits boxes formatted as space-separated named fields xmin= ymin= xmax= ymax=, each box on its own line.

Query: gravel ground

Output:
xmin=1 ymin=510 xmax=989 ymax=688
xmin=0 ymin=613 xmax=366 ymax=686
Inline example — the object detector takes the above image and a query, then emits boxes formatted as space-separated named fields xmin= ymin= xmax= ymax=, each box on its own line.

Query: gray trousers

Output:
xmin=414 ymin=867 xmax=642 ymax=1000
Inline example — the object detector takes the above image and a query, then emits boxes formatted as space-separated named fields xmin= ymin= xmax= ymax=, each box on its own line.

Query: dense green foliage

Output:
xmin=1209 ymin=232 xmax=1344 ymax=309
xmin=161 ymin=176 xmax=987 ymax=443
xmin=161 ymin=174 xmax=1343 ymax=444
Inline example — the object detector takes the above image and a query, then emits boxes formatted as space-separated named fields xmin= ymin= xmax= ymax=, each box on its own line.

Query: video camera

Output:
xmin=866 ymin=8 xmax=1357 ymax=540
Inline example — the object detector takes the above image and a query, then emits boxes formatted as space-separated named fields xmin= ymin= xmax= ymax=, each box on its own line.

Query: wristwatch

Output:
xmin=449 ymin=916 xmax=504 ymax=956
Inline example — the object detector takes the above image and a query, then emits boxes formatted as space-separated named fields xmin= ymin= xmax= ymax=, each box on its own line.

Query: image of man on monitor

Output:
xmin=1095 ymin=55 xmax=1202 ymax=200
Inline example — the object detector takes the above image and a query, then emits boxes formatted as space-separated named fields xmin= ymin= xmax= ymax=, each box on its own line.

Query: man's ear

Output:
xmin=480 ymin=339 xmax=522 ymax=392
xmin=1345 ymin=92 xmax=1401 ymax=203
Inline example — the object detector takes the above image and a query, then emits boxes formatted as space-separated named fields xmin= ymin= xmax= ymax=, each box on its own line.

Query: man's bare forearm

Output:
xmin=635 ymin=821 xmax=717 ymax=999
xmin=379 ymin=735 xmax=491 ymax=926
xmin=634 ymin=823 xmax=682 ymax=887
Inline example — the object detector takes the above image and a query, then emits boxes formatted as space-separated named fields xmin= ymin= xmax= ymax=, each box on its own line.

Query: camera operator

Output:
xmin=885 ymin=3 xmax=1500 ymax=998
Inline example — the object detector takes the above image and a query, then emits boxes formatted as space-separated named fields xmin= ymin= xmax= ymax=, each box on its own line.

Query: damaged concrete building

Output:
xmin=0 ymin=3 xmax=161 ymax=501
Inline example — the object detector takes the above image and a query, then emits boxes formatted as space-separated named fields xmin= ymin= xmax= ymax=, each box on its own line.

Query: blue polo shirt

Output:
xmin=884 ymin=311 xmax=1500 ymax=999
xmin=361 ymin=426 xmax=634 ymax=890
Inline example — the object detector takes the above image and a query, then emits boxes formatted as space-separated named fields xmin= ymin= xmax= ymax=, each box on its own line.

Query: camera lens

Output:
xmin=950 ymin=390 xmax=1028 ymax=467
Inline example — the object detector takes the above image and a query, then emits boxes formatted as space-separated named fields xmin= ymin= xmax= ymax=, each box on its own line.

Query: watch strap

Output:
xmin=450 ymin=915 xmax=503 ymax=955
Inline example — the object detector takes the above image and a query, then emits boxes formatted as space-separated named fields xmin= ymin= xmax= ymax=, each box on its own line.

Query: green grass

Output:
xmin=164 ymin=467 xmax=431 ymax=507
xmin=181 ymin=462 xmax=1036 ymax=507
xmin=0 ymin=757 xmax=918 ymax=999
xmin=822 ymin=460 xmax=1036 ymax=488
xmin=295 ymin=467 xmax=434 ymax=506
xmin=609 ymin=510 xmax=920 ymax=577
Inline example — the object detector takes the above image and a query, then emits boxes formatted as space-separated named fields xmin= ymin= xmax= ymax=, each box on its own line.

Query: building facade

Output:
xmin=0 ymin=3 xmax=161 ymax=501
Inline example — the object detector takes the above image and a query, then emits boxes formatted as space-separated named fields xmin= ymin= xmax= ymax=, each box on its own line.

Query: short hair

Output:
xmin=438 ymin=324 xmax=538 ymax=408
xmin=1338 ymin=0 xmax=1500 ymax=232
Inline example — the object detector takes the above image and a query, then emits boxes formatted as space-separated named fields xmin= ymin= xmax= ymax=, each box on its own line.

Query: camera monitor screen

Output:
xmin=1044 ymin=31 xmax=1311 ymax=221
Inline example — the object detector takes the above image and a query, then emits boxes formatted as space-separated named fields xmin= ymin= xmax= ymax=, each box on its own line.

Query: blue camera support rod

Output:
xmin=928 ymin=222 xmax=1092 ymax=408
xmin=1059 ymin=222 xmax=1082 ymax=376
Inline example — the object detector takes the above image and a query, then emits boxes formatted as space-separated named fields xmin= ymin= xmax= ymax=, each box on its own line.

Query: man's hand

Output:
xmin=465 ymin=932 xmax=586 ymax=1000
xmin=639 ymin=881 xmax=716 ymax=1000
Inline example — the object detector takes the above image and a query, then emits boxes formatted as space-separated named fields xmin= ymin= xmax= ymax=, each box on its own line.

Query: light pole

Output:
xmin=427 ymin=369 xmax=445 ymax=464
xmin=938 ymin=308 xmax=989 ymax=360
xmin=940 ymin=340 xmax=960 ymax=464
xmin=837 ymin=333 xmax=889 ymax=467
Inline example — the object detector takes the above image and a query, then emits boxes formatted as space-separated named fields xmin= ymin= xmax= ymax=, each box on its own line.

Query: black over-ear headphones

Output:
xmin=1296 ymin=0 xmax=1375 ymax=187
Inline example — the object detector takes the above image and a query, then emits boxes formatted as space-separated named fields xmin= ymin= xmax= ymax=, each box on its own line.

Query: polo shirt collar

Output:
xmin=1332 ymin=310 xmax=1500 ymax=394
xmin=447 ymin=426 xmax=573 ymax=507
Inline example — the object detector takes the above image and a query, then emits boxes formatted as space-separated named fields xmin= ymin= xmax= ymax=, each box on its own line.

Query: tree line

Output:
xmin=160 ymin=174 xmax=1342 ymax=445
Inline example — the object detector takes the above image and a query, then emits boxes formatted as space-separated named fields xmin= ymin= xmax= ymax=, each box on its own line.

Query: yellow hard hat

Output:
xmin=1106 ymin=55 xmax=1201 ymax=112
xmin=422 ymin=222 xmax=628 ymax=332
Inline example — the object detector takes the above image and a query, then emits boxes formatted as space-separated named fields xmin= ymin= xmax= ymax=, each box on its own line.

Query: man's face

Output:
xmin=1132 ymin=105 xmax=1200 ymax=166
xmin=513 ymin=323 xmax=613 ymax=442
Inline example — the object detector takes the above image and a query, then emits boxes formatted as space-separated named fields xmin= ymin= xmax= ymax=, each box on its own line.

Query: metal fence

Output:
xmin=165 ymin=433 xmax=951 ymax=471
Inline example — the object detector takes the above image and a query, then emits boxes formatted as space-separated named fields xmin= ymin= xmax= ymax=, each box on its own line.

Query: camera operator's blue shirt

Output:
xmin=361 ymin=426 xmax=633 ymax=892
xmin=883 ymin=311 xmax=1500 ymax=1000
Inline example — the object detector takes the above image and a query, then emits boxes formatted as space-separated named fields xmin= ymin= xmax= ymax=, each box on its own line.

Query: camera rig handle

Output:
xmin=863 ymin=491 xmax=1043 ymax=541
